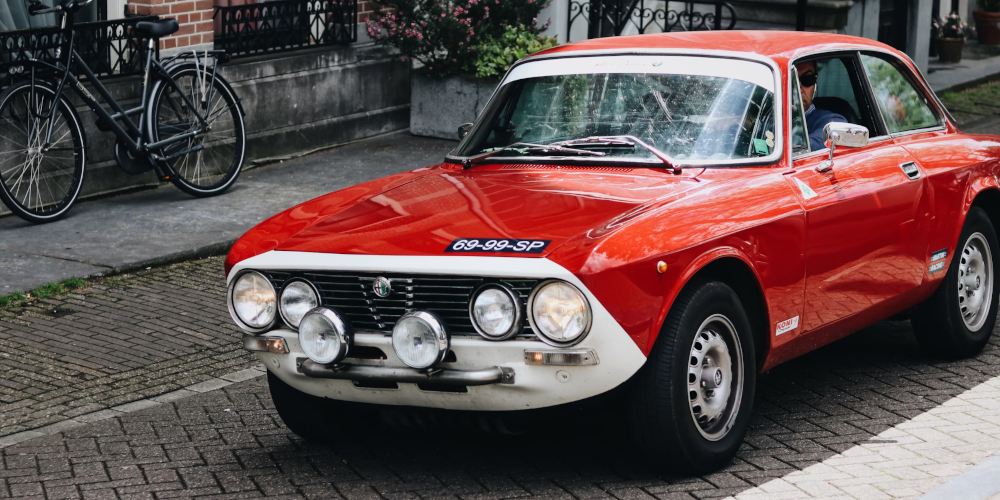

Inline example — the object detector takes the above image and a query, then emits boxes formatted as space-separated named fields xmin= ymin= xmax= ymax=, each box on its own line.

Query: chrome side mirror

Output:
xmin=816 ymin=122 xmax=869 ymax=173
xmin=458 ymin=123 xmax=473 ymax=140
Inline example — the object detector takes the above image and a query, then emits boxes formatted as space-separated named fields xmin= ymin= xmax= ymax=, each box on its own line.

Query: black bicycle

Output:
xmin=0 ymin=0 xmax=246 ymax=223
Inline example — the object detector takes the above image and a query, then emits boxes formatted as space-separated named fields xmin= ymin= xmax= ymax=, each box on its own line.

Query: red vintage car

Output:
xmin=224 ymin=31 xmax=1000 ymax=473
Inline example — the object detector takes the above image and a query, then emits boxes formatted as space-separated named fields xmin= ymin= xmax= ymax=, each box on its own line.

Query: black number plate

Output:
xmin=445 ymin=238 xmax=551 ymax=254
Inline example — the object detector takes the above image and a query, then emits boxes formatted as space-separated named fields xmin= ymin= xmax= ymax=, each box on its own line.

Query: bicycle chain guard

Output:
xmin=114 ymin=140 xmax=155 ymax=175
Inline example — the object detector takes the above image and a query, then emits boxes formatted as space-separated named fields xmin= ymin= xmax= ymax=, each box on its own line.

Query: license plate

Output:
xmin=445 ymin=238 xmax=551 ymax=254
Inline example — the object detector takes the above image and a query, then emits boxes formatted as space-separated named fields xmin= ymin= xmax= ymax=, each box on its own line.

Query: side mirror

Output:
xmin=817 ymin=123 xmax=868 ymax=172
xmin=457 ymin=123 xmax=473 ymax=140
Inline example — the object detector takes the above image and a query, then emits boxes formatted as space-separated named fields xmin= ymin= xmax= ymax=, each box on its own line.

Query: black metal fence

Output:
xmin=213 ymin=0 xmax=357 ymax=59
xmin=0 ymin=16 xmax=159 ymax=79
xmin=567 ymin=0 xmax=736 ymax=42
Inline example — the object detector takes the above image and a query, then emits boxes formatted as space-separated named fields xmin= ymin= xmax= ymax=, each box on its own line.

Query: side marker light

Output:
xmin=657 ymin=261 xmax=667 ymax=273
xmin=244 ymin=336 xmax=289 ymax=353
xmin=524 ymin=348 xmax=599 ymax=366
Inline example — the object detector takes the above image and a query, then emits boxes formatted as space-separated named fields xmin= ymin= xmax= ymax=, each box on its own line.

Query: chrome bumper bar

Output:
xmin=296 ymin=358 xmax=515 ymax=386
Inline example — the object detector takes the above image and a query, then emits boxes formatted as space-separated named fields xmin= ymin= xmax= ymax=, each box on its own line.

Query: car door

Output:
xmin=784 ymin=53 xmax=930 ymax=335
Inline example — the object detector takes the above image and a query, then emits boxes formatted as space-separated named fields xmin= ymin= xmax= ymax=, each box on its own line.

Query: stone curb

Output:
xmin=99 ymin=239 xmax=237 ymax=278
xmin=0 ymin=365 xmax=266 ymax=449
xmin=919 ymin=454 xmax=1000 ymax=500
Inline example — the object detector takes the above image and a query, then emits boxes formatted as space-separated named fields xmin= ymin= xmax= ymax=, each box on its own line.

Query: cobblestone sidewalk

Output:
xmin=2 ymin=259 xmax=1000 ymax=499
xmin=0 ymin=257 xmax=256 ymax=438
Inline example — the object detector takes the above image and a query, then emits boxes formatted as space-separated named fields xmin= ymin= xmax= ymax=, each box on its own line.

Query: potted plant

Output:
xmin=366 ymin=0 xmax=557 ymax=139
xmin=934 ymin=13 xmax=973 ymax=63
xmin=975 ymin=0 xmax=1000 ymax=45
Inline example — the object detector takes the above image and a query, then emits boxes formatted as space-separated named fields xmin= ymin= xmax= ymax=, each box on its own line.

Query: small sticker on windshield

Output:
xmin=753 ymin=138 xmax=769 ymax=155
xmin=446 ymin=238 xmax=551 ymax=254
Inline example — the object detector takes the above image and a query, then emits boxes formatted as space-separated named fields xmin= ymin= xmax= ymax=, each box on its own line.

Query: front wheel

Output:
xmin=912 ymin=206 xmax=999 ymax=358
xmin=148 ymin=65 xmax=246 ymax=197
xmin=627 ymin=279 xmax=756 ymax=474
xmin=0 ymin=80 xmax=86 ymax=223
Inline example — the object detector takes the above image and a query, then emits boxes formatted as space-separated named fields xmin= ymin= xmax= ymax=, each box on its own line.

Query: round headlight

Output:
xmin=280 ymin=280 xmax=319 ymax=328
xmin=230 ymin=271 xmax=277 ymax=331
xmin=529 ymin=280 xmax=592 ymax=346
xmin=392 ymin=311 xmax=449 ymax=369
xmin=470 ymin=285 xmax=521 ymax=340
xmin=299 ymin=308 xmax=351 ymax=364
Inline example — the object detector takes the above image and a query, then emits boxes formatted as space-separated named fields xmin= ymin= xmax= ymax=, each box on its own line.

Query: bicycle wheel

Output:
xmin=0 ymin=80 xmax=86 ymax=223
xmin=148 ymin=65 xmax=246 ymax=197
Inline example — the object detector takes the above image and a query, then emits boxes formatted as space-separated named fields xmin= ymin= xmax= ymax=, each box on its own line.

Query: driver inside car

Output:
xmin=798 ymin=61 xmax=847 ymax=151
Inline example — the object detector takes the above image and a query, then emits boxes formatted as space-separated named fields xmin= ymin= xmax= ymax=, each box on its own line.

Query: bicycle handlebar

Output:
xmin=27 ymin=0 xmax=94 ymax=16
xmin=28 ymin=3 xmax=61 ymax=15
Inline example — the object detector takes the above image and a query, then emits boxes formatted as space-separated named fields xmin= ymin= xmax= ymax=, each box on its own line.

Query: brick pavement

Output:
xmin=0 ymin=257 xmax=257 ymax=438
xmin=3 ymin=263 xmax=1000 ymax=499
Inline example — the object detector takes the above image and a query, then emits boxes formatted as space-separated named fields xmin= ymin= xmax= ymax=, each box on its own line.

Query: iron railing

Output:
xmin=567 ymin=0 xmax=736 ymax=42
xmin=0 ymin=16 xmax=160 ymax=80
xmin=213 ymin=0 xmax=357 ymax=59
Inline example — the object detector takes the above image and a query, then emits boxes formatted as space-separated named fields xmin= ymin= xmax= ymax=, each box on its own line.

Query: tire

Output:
xmin=627 ymin=279 xmax=756 ymax=474
xmin=912 ymin=206 xmax=999 ymax=358
xmin=147 ymin=65 xmax=246 ymax=197
xmin=0 ymin=80 xmax=86 ymax=223
xmin=267 ymin=370 xmax=371 ymax=442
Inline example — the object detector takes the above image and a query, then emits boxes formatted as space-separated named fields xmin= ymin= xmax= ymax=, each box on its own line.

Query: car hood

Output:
xmin=275 ymin=166 xmax=705 ymax=257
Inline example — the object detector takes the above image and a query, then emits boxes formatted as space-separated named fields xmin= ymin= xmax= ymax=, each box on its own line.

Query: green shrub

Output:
xmin=475 ymin=25 xmax=558 ymax=78
xmin=982 ymin=0 xmax=1000 ymax=13
xmin=366 ymin=0 xmax=552 ymax=78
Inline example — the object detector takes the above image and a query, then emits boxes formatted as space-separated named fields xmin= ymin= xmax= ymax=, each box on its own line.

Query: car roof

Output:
xmin=530 ymin=30 xmax=904 ymax=65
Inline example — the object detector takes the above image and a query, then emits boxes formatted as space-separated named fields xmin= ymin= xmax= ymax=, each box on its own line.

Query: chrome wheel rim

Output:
xmin=687 ymin=314 xmax=743 ymax=441
xmin=958 ymin=232 xmax=993 ymax=331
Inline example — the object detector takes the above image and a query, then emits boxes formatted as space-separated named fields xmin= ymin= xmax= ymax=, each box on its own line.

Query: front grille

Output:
xmin=263 ymin=271 xmax=540 ymax=338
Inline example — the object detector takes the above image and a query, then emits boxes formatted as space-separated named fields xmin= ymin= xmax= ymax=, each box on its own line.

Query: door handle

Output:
xmin=899 ymin=162 xmax=921 ymax=180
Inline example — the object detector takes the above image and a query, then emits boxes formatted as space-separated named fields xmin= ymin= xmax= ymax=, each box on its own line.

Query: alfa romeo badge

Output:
xmin=372 ymin=276 xmax=392 ymax=297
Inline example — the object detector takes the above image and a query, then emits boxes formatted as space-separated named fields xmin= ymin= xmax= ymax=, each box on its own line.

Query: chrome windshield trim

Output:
xmin=450 ymin=48 xmax=785 ymax=169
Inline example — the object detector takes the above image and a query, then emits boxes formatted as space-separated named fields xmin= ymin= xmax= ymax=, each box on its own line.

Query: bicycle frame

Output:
xmin=28 ymin=11 xmax=220 ymax=164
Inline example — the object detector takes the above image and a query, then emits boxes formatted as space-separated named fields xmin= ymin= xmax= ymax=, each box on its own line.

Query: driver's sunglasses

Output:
xmin=800 ymin=72 xmax=818 ymax=87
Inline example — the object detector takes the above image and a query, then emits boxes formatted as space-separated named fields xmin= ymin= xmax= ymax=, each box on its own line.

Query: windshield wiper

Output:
xmin=463 ymin=141 xmax=605 ymax=168
xmin=552 ymin=135 xmax=682 ymax=174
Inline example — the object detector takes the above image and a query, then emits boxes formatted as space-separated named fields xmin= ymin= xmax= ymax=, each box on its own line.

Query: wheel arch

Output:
xmin=969 ymin=187 xmax=1000 ymax=244
xmin=652 ymin=252 xmax=771 ymax=371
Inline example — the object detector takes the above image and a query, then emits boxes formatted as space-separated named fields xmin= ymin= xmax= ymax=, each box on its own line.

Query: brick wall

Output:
xmin=127 ymin=0 xmax=214 ymax=51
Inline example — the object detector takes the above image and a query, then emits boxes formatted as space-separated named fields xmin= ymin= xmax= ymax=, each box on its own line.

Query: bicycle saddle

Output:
xmin=135 ymin=19 xmax=179 ymax=38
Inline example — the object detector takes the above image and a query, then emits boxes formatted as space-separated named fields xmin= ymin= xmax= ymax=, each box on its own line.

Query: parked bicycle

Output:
xmin=0 ymin=0 xmax=246 ymax=224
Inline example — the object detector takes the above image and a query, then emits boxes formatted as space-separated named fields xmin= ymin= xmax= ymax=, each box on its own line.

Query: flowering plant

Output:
xmin=934 ymin=12 xmax=975 ymax=39
xmin=366 ymin=0 xmax=551 ymax=78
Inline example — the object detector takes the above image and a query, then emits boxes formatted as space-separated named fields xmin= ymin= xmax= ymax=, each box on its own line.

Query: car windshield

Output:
xmin=455 ymin=55 xmax=778 ymax=164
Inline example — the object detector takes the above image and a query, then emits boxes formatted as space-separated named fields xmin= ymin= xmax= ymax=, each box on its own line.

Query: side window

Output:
xmin=790 ymin=68 xmax=810 ymax=156
xmin=861 ymin=54 xmax=939 ymax=133
xmin=815 ymin=58 xmax=861 ymax=121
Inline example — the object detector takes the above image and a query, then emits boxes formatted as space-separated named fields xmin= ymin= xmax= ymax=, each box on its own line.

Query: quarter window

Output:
xmin=790 ymin=68 xmax=809 ymax=155
xmin=861 ymin=54 xmax=939 ymax=134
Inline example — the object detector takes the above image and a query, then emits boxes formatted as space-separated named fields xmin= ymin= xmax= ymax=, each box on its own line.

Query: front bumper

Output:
xmin=233 ymin=251 xmax=648 ymax=411
xmin=297 ymin=358 xmax=516 ymax=386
